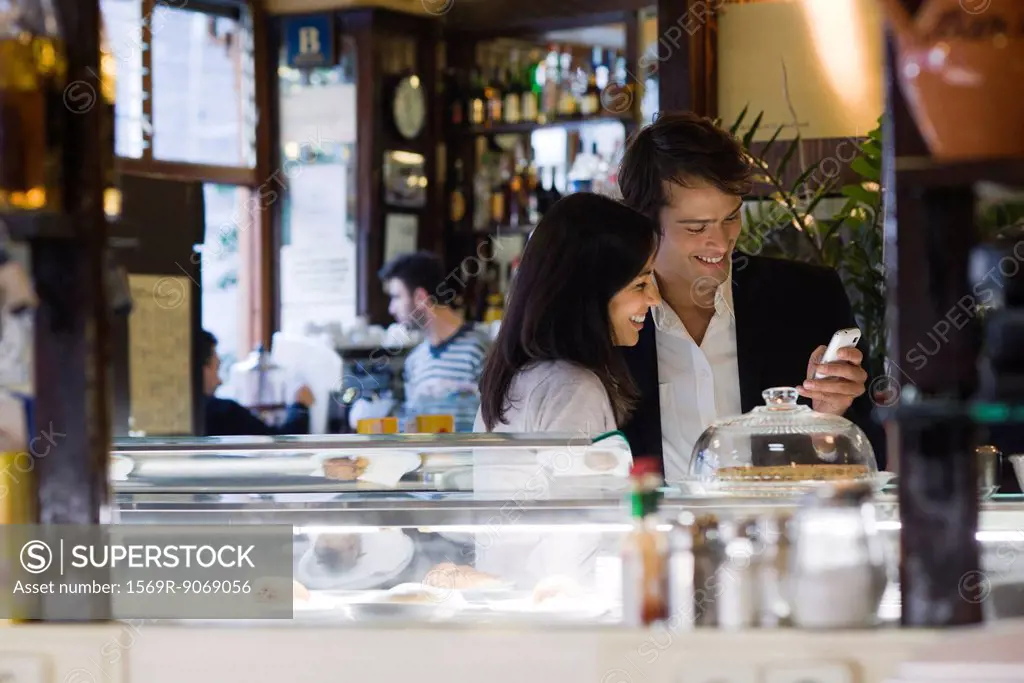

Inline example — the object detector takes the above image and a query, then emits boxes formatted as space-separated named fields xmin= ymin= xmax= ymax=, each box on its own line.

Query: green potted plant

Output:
xmin=725 ymin=108 xmax=886 ymax=380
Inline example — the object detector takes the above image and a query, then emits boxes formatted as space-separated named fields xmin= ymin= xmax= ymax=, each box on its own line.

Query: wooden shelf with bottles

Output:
xmin=442 ymin=32 xmax=641 ymax=322
xmin=455 ymin=112 xmax=636 ymax=138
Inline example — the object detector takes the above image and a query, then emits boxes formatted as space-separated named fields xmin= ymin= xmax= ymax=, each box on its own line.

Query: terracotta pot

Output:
xmin=879 ymin=0 xmax=1024 ymax=161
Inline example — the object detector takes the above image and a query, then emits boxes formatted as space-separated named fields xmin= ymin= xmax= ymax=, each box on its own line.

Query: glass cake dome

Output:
xmin=686 ymin=387 xmax=888 ymax=496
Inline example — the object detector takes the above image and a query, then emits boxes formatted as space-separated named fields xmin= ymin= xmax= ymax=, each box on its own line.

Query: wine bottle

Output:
xmin=448 ymin=159 xmax=466 ymax=230
xmin=503 ymin=52 xmax=521 ymax=125
xmin=446 ymin=67 xmax=465 ymax=128
xmin=556 ymin=49 xmax=577 ymax=118
xmin=581 ymin=49 xmax=601 ymax=117
xmin=469 ymin=68 xmax=486 ymax=126
xmin=0 ymin=0 xmax=67 ymax=213
xmin=485 ymin=62 xmax=503 ymax=125
xmin=526 ymin=163 xmax=540 ymax=225
xmin=520 ymin=50 xmax=540 ymax=123
xmin=541 ymin=45 xmax=559 ymax=123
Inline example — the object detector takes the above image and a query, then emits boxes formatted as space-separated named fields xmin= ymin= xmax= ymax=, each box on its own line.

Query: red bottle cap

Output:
xmin=630 ymin=457 xmax=661 ymax=478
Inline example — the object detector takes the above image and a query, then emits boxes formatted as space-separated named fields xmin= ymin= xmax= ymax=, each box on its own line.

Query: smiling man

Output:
xmin=617 ymin=111 xmax=885 ymax=480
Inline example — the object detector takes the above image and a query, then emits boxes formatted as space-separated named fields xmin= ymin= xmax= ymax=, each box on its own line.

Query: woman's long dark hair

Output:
xmin=479 ymin=192 xmax=661 ymax=430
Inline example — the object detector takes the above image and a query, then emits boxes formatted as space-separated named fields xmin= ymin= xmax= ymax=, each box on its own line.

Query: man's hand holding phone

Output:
xmin=799 ymin=328 xmax=868 ymax=416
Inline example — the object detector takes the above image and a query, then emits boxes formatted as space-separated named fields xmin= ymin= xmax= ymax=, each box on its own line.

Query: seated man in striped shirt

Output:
xmin=379 ymin=252 xmax=489 ymax=407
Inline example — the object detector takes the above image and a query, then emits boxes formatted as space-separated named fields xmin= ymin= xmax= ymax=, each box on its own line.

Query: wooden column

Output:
xmin=29 ymin=0 xmax=113 ymax=620
xmin=882 ymin=0 xmax=982 ymax=625
xmin=656 ymin=0 xmax=716 ymax=116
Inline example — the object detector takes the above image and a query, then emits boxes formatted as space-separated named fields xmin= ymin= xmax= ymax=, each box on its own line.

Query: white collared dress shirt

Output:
xmin=653 ymin=278 xmax=743 ymax=482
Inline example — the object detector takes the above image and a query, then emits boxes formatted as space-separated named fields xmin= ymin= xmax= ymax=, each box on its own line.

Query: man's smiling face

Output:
xmin=655 ymin=180 xmax=743 ymax=291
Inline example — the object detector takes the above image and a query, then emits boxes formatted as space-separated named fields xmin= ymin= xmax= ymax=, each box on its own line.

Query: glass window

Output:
xmin=200 ymin=183 xmax=253 ymax=379
xmin=100 ymin=0 xmax=146 ymax=158
xmin=277 ymin=35 xmax=359 ymax=335
xmin=151 ymin=5 xmax=256 ymax=167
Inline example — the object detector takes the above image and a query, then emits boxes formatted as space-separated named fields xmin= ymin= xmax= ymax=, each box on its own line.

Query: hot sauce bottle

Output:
xmin=621 ymin=457 xmax=669 ymax=626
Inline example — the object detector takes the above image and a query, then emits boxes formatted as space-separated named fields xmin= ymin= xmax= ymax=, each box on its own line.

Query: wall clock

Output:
xmin=392 ymin=74 xmax=426 ymax=141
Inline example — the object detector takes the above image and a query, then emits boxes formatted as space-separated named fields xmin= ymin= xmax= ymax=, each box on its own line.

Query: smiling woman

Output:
xmin=476 ymin=192 xmax=661 ymax=435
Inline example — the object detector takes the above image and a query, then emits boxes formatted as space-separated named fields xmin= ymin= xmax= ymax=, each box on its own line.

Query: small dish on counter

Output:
xmin=296 ymin=529 xmax=415 ymax=591
xmin=339 ymin=583 xmax=467 ymax=621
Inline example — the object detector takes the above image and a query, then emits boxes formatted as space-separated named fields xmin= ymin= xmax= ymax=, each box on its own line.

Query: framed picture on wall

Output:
xmin=383 ymin=150 xmax=427 ymax=208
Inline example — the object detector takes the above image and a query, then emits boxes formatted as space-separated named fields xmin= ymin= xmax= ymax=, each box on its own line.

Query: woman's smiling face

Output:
xmin=608 ymin=255 xmax=661 ymax=346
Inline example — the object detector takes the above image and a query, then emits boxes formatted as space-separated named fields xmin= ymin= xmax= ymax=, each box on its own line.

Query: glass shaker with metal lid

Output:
xmin=687 ymin=387 xmax=887 ymax=496
xmin=787 ymin=480 xmax=888 ymax=629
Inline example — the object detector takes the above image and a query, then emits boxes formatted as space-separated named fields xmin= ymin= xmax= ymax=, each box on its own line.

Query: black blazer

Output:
xmin=204 ymin=396 xmax=310 ymax=437
xmin=620 ymin=252 xmax=887 ymax=471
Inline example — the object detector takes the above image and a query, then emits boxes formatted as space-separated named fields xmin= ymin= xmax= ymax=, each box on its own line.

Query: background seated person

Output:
xmin=200 ymin=330 xmax=314 ymax=436
xmin=379 ymin=252 xmax=489 ymax=408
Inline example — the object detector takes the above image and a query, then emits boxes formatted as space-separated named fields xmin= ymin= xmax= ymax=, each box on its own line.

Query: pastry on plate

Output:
xmin=716 ymin=464 xmax=869 ymax=482
xmin=379 ymin=583 xmax=464 ymax=607
xmin=313 ymin=533 xmax=363 ymax=572
xmin=384 ymin=590 xmax=436 ymax=604
xmin=422 ymin=562 xmax=505 ymax=591
xmin=322 ymin=456 xmax=370 ymax=481
xmin=293 ymin=579 xmax=310 ymax=602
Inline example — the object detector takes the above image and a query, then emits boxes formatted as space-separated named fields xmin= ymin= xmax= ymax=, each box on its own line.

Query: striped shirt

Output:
xmin=402 ymin=324 xmax=489 ymax=403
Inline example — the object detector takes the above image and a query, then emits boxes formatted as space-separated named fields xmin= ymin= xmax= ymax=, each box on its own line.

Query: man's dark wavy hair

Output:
xmin=618 ymin=111 xmax=754 ymax=221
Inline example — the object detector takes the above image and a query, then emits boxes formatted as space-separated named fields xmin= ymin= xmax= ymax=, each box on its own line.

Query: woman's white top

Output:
xmin=472 ymin=360 xmax=616 ymax=435
xmin=471 ymin=360 xmax=624 ymax=591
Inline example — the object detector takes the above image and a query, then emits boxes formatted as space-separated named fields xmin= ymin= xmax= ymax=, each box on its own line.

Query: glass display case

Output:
xmin=688 ymin=386 xmax=888 ymax=496
xmin=110 ymin=434 xmax=1024 ymax=626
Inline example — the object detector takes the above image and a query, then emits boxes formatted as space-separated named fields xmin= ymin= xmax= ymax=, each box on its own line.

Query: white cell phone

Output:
xmin=815 ymin=327 xmax=861 ymax=379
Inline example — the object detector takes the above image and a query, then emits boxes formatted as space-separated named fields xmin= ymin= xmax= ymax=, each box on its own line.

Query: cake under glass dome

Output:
xmin=685 ymin=387 xmax=888 ymax=496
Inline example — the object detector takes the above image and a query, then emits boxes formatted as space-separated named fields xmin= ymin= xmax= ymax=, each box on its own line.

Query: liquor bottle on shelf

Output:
xmin=0 ymin=0 xmax=67 ymax=213
xmin=580 ymin=47 xmax=602 ymax=117
xmin=506 ymin=171 xmax=523 ymax=228
xmin=446 ymin=67 xmax=465 ymax=128
xmin=489 ymin=163 xmax=508 ymax=227
xmin=541 ymin=45 xmax=559 ymax=124
xmin=595 ymin=48 xmax=610 ymax=91
xmin=614 ymin=52 xmax=629 ymax=90
xmin=557 ymin=49 xmax=577 ymax=118
xmin=468 ymin=68 xmax=486 ymax=127
xmin=485 ymin=62 xmax=503 ymax=126
xmin=568 ymin=139 xmax=600 ymax=194
xmin=503 ymin=52 xmax=522 ymax=125
xmin=525 ymin=163 xmax=540 ymax=225
xmin=448 ymin=159 xmax=467 ymax=230
xmin=533 ymin=165 xmax=546 ymax=216
xmin=537 ymin=166 xmax=562 ymax=212
xmin=521 ymin=50 xmax=541 ymax=123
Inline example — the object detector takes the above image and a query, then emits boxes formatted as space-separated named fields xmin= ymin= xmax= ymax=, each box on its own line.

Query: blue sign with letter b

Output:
xmin=284 ymin=15 xmax=334 ymax=69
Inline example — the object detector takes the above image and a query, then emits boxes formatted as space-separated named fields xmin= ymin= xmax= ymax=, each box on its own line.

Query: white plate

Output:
xmin=458 ymin=582 xmax=518 ymax=600
xmin=293 ymin=593 xmax=350 ymax=620
xmin=312 ymin=450 xmax=422 ymax=488
xmin=442 ymin=465 xmax=629 ymax=496
xmin=484 ymin=596 xmax=611 ymax=621
xmin=338 ymin=583 xmax=466 ymax=621
xmin=296 ymin=530 xmax=416 ymax=591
